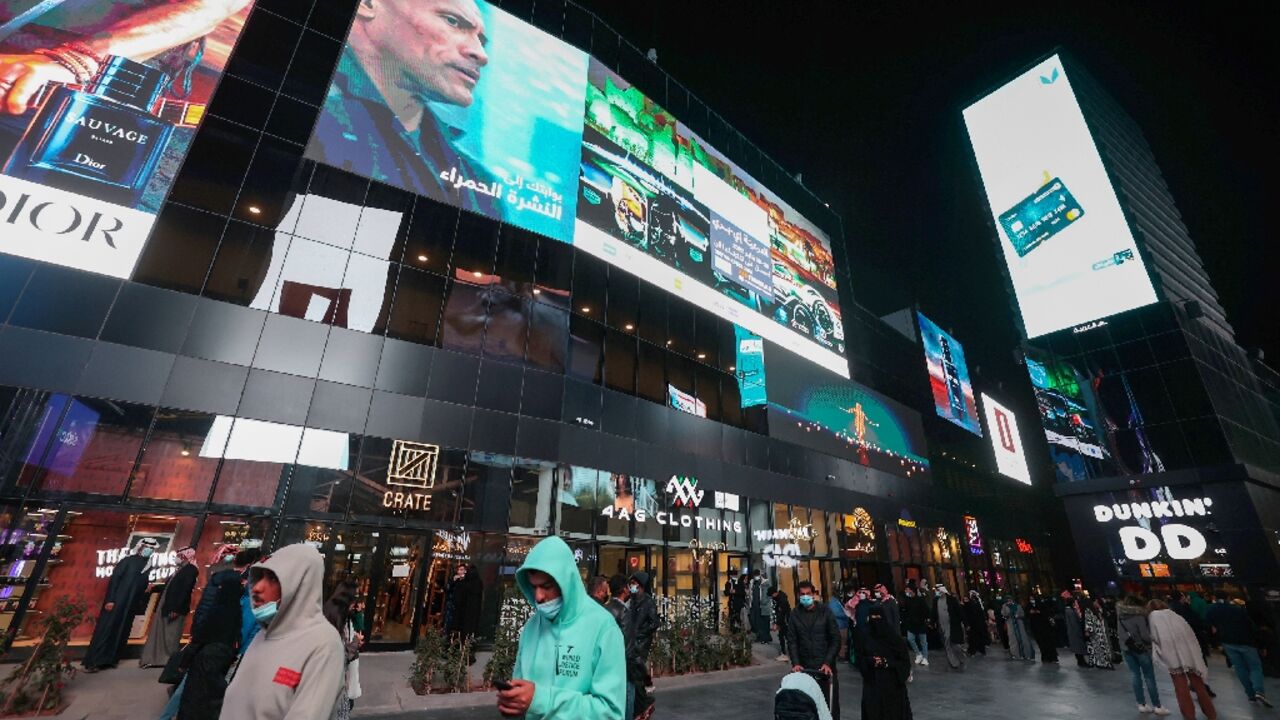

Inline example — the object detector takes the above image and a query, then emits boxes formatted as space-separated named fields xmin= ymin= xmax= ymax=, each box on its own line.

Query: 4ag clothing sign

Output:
xmin=598 ymin=475 xmax=743 ymax=533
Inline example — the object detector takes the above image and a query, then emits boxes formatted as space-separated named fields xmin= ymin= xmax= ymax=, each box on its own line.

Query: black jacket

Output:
xmin=786 ymin=603 xmax=839 ymax=669
xmin=903 ymin=594 xmax=930 ymax=634
xmin=190 ymin=568 xmax=243 ymax=647
xmin=160 ymin=563 xmax=199 ymax=617
xmin=629 ymin=582 xmax=659 ymax=663
xmin=773 ymin=592 xmax=792 ymax=626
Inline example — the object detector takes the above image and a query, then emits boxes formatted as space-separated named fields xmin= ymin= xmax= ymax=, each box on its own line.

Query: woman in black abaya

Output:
xmin=860 ymin=607 xmax=914 ymax=720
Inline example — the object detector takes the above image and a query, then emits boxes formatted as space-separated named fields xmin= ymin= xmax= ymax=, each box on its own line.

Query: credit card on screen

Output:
xmin=998 ymin=177 xmax=1085 ymax=257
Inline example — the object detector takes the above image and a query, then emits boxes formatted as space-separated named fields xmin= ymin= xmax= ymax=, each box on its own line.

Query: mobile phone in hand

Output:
xmin=493 ymin=680 xmax=513 ymax=691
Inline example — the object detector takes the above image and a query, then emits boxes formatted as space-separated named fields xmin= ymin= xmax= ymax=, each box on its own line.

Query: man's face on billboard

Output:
xmin=372 ymin=0 xmax=489 ymax=107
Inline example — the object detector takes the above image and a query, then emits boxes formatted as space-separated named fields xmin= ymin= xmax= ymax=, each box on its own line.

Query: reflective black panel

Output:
xmin=167 ymin=117 xmax=258 ymax=215
xmin=10 ymin=264 xmax=118 ymax=339
xmin=494 ymin=224 xmax=538 ymax=297
xmin=386 ymin=268 xmax=445 ymax=346
xmin=533 ymin=236 xmax=572 ymax=308
xmin=483 ymin=292 xmax=529 ymax=364
xmin=603 ymin=328 xmax=636 ymax=394
xmin=396 ymin=197 xmax=458 ymax=277
xmin=475 ymin=360 xmax=523 ymax=414
xmin=636 ymin=341 xmax=665 ymax=403
xmin=567 ymin=314 xmax=604 ymax=384
xmin=525 ymin=303 xmax=568 ymax=373
xmin=605 ymin=268 xmax=638 ymax=332
xmin=202 ymin=220 xmax=278 ymax=306
xmin=439 ymin=282 xmax=488 ymax=355
xmin=224 ymin=8 xmax=302 ymax=91
xmin=133 ymin=203 xmax=226 ymax=294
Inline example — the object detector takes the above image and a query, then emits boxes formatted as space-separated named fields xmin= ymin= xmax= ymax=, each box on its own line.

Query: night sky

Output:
xmin=575 ymin=1 xmax=1277 ymax=378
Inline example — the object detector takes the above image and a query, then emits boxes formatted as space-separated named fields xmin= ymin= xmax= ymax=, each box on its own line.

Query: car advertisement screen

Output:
xmin=0 ymin=0 xmax=255 ymax=278
xmin=917 ymin=312 xmax=981 ymax=435
xmin=305 ymin=0 xmax=848 ymax=376
xmin=1024 ymin=346 xmax=1114 ymax=482
xmin=980 ymin=393 xmax=1031 ymax=485
xmin=763 ymin=342 xmax=929 ymax=479
xmin=963 ymin=54 xmax=1157 ymax=338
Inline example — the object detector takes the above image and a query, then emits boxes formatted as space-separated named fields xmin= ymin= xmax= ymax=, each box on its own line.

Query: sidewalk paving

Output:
xmin=3 ymin=643 xmax=782 ymax=719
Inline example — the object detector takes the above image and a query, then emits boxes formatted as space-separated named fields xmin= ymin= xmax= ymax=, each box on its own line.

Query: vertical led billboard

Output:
xmin=305 ymin=0 xmax=849 ymax=377
xmin=916 ymin=312 xmax=982 ymax=435
xmin=963 ymin=54 xmax=1157 ymax=338
xmin=0 ymin=0 xmax=255 ymax=278
xmin=981 ymin=393 xmax=1031 ymax=485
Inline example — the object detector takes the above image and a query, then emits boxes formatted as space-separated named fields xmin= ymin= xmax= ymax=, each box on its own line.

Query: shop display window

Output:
xmin=10 ymin=510 xmax=199 ymax=647
xmin=128 ymin=410 xmax=227 ymax=503
xmin=508 ymin=460 xmax=553 ymax=534
xmin=1 ymin=390 xmax=70 ymax=491
xmin=458 ymin=454 xmax=516 ymax=531
xmin=557 ymin=466 xmax=600 ymax=538
xmin=630 ymin=477 xmax=664 ymax=544
xmin=32 ymin=398 xmax=155 ymax=497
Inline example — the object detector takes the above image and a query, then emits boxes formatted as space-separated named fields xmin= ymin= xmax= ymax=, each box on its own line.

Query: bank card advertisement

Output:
xmin=0 ymin=0 xmax=255 ymax=278
xmin=962 ymin=54 xmax=1157 ymax=338
xmin=916 ymin=312 xmax=982 ymax=436
xmin=305 ymin=0 xmax=849 ymax=376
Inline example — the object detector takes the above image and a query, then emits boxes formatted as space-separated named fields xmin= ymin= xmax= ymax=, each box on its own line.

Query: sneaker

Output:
xmin=776 ymin=654 xmax=789 ymax=662
xmin=907 ymin=670 xmax=914 ymax=683
xmin=1151 ymin=707 xmax=1170 ymax=716
xmin=913 ymin=654 xmax=922 ymax=665
xmin=1137 ymin=704 xmax=1152 ymax=713
xmin=921 ymin=657 xmax=929 ymax=667
xmin=1255 ymin=694 xmax=1274 ymax=708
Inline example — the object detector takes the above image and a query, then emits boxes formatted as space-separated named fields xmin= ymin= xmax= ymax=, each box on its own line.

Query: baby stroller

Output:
xmin=774 ymin=670 xmax=834 ymax=720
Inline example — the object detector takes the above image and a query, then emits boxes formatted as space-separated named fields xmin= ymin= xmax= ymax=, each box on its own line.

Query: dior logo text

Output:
xmin=0 ymin=189 xmax=123 ymax=248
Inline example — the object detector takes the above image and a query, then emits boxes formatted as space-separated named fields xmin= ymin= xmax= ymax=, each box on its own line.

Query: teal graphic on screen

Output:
xmin=998 ymin=177 xmax=1084 ymax=256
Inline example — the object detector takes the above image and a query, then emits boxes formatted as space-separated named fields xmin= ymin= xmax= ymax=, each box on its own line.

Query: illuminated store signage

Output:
xmin=1094 ymin=495 xmax=1213 ymax=562
xmin=382 ymin=440 xmax=440 ymax=512
xmin=844 ymin=507 xmax=876 ymax=555
xmin=964 ymin=515 xmax=984 ymax=555
xmin=1015 ymin=538 xmax=1035 ymax=554
xmin=95 ymin=547 xmax=177 ymax=583
xmin=757 ymin=517 xmax=816 ymax=568
xmin=599 ymin=476 xmax=742 ymax=533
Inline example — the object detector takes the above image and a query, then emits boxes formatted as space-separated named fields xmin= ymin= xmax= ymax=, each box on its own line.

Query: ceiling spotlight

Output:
xmin=666 ymin=340 xmax=672 ymax=346
xmin=533 ymin=288 xmax=542 ymax=295
xmin=624 ymin=324 xmax=634 ymax=331
xmin=247 ymin=205 xmax=261 ymax=215
xmin=697 ymin=353 xmax=706 ymax=360
xmin=581 ymin=307 xmax=590 ymax=313
xmin=472 ymin=270 xmax=483 ymax=277
xmin=729 ymin=365 xmax=735 ymax=371
xmin=417 ymin=254 xmax=428 ymax=262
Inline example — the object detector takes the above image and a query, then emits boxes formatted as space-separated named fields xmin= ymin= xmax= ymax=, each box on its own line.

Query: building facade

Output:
xmin=0 ymin=0 xmax=1053 ymax=657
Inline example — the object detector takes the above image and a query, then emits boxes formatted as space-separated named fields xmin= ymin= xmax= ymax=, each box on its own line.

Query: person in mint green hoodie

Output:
xmin=497 ymin=537 xmax=626 ymax=719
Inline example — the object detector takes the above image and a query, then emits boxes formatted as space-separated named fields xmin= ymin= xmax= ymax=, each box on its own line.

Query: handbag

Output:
xmin=158 ymin=643 xmax=196 ymax=685
xmin=345 ymin=621 xmax=363 ymax=700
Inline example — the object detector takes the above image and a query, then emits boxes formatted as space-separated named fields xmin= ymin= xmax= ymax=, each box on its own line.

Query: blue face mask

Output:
xmin=628 ymin=584 xmax=640 ymax=595
xmin=140 ymin=548 xmax=154 ymax=558
xmin=798 ymin=595 xmax=815 ymax=608
xmin=252 ymin=601 xmax=279 ymax=626
xmin=537 ymin=598 xmax=563 ymax=621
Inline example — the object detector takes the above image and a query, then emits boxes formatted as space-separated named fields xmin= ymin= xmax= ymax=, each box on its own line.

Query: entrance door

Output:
xmin=280 ymin=522 xmax=427 ymax=649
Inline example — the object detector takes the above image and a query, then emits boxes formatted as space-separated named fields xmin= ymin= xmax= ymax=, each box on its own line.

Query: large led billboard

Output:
xmin=963 ymin=54 xmax=1157 ymax=338
xmin=305 ymin=0 xmax=848 ymax=376
xmin=980 ymin=393 xmax=1031 ymax=485
xmin=764 ymin=342 xmax=929 ymax=479
xmin=917 ymin=312 xmax=981 ymax=435
xmin=0 ymin=0 xmax=255 ymax=278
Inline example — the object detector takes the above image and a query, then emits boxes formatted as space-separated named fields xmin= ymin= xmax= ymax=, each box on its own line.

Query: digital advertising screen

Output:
xmin=980 ymin=393 xmax=1031 ymax=485
xmin=1024 ymin=346 xmax=1113 ymax=482
xmin=916 ymin=312 xmax=982 ymax=435
xmin=574 ymin=59 xmax=847 ymax=376
xmin=963 ymin=54 xmax=1158 ymax=338
xmin=763 ymin=342 xmax=929 ymax=479
xmin=305 ymin=0 xmax=588 ymax=243
xmin=0 ymin=0 xmax=255 ymax=278
xmin=305 ymin=0 xmax=849 ymax=377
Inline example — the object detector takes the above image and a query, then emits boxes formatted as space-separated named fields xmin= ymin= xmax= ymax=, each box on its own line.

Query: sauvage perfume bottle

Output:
xmin=2 ymin=56 xmax=173 ymax=207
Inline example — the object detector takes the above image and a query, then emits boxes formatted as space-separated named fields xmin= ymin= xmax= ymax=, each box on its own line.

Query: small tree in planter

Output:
xmin=407 ymin=625 xmax=447 ymax=695
xmin=0 ymin=595 xmax=90 ymax=716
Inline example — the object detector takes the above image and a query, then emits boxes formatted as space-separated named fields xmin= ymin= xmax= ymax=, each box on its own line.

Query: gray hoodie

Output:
xmin=220 ymin=543 xmax=344 ymax=720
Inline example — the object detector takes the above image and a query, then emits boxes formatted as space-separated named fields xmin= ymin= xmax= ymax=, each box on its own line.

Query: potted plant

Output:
xmin=407 ymin=625 xmax=446 ymax=695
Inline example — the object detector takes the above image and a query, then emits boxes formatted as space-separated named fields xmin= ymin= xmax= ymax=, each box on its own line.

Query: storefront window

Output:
xmin=32 ymin=398 xmax=154 ymax=497
xmin=595 ymin=472 xmax=634 ymax=542
xmin=285 ymin=434 xmax=362 ymax=518
xmin=508 ymin=460 xmax=553 ymax=534
xmin=631 ymin=477 xmax=663 ymax=544
xmin=209 ymin=417 xmax=300 ymax=508
xmin=556 ymin=466 xmax=599 ymax=537
xmin=13 ymin=510 xmax=199 ymax=647
xmin=1 ymin=390 xmax=69 ymax=491
xmin=129 ymin=410 xmax=225 ymax=503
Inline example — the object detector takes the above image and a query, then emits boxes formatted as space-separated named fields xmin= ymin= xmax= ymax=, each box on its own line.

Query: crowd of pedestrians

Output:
xmin=66 ymin=535 xmax=1280 ymax=720
xmin=756 ymin=578 xmax=1279 ymax=719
